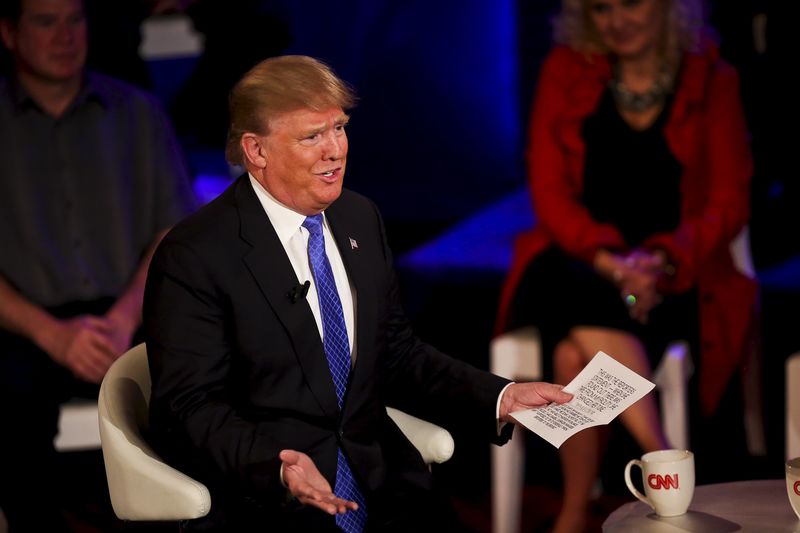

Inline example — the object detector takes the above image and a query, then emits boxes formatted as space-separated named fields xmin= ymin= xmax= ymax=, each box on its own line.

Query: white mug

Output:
xmin=786 ymin=457 xmax=800 ymax=520
xmin=624 ymin=449 xmax=695 ymax=517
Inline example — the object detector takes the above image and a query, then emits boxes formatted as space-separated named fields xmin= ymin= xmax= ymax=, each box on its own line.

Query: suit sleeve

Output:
xmin=144 ymin=237 xmax=285 ymax=503
xmin=366 ymin=201 xmax=513 ymax=443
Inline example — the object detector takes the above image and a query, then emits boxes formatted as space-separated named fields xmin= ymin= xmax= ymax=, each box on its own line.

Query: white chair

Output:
xmin=385 ymin=406 xmax=455 ymax=466
xmin=786 ymin=352 xmax=800 ymax=460
xmin=489 ymin=327 xmax=691 ymax=533
xmin=98 ymin=343 xmax=455 ymax=524
xmin=98 ymin=343 xmax=209 ymax=522
xmin=732 ymin=228 xmax=767 ymax=458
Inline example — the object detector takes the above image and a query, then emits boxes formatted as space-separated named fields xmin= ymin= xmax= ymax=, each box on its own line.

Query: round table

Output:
xmin=602 ymin=479 xmax=800 ymax=532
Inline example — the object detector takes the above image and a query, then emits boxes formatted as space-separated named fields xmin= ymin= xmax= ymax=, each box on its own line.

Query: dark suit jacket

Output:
xmin=144 ymin=175 xmax=511 ymax=528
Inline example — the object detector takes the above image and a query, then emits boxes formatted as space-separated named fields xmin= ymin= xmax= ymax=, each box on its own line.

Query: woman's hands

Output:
xmin=594 ymin=248 xmax=671 ymax=324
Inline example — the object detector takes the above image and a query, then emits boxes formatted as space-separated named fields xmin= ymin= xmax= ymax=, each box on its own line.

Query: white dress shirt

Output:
xmin=248 ymin=174 xmax=356 ymax=358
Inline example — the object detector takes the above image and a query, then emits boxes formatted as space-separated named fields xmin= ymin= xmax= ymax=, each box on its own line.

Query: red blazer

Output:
xmin=496 ymin=43 xmax=758 ymax=416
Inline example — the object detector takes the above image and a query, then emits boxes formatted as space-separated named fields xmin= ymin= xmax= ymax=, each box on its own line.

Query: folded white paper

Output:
xmin=510 ymin=351 xmax=655 ymax=448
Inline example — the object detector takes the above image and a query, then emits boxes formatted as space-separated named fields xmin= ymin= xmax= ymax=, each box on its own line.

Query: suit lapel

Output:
xmin=234 ymin=177 xmax=340 ymax=417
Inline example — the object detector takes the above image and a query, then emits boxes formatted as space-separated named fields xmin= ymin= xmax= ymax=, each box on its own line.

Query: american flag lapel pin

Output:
xmin=349 ymin=237 xmax=358 ymax=250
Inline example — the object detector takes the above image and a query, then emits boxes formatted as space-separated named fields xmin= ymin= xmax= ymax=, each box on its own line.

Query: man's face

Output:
xmin=1 ymin=0 xmax=87 ymax=83
xmin=259 ymin=106 xmax=349 ymax=215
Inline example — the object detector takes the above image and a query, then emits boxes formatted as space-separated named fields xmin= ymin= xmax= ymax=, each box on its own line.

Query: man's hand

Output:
xmin=499 ymin=382 xmax=572 ymax=422
xmin=40 ymin=316 xmax=118 ymax=383
xmin=279 ymin=450 xmax=360 ymax=516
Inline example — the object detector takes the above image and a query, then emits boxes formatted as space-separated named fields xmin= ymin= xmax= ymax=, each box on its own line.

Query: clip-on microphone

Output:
xmin=288 ymin=280 xmax=311 ymax=303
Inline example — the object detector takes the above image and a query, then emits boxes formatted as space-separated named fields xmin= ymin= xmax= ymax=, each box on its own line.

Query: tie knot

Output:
xmin=302 ymin=214 xmax=324 ymax=236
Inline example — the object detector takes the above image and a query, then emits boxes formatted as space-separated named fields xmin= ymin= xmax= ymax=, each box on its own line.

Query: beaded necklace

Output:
xmin=609 ymin=62 xmax=675 ymax=113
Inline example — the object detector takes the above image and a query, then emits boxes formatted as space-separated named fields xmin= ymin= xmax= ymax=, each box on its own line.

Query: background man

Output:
xmin=0 ymin=0 xmax=195 ymax=529
xmin=145 ymin=55 xmax=570 ymax=532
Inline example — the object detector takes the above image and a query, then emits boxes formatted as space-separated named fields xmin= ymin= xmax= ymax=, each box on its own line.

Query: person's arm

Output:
xmin=103 ymin=228 xmax=170 ymax=356
xmin=528 ymin=48 xmax=627 ymax=264
xmin=0 ymin=228 xmax=170 ymax=382
xmin=0 ymin=275 xmax=115 ymax=383
xmin=366 ymin=199 xmax=527 ymax=441
xmin=643 ymin=61 xmax=752 ymax=293
xmin=0 ymin=275 xmax=59 ymax=346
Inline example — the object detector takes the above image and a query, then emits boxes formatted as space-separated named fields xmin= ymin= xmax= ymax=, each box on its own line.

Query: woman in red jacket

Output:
xmin=496 ymin=0 xmax=757 ymax=531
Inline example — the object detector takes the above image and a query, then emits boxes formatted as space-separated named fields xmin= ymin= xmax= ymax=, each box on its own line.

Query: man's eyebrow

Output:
xmin=301 ymin=124 xmax=327 ymax=137
xmin=301 ymin=115 xmax=350 ymax=137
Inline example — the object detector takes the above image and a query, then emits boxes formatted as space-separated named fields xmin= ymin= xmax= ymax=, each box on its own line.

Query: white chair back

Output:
xmin=98 ymin=343 xmax=211 ymax=521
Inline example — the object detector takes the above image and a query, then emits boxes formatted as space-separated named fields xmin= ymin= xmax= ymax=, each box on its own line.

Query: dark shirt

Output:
xmin=0 ymin=72 xmax=196 ymax=307
xmin=581 ymin=89 xmax=682 ymax=247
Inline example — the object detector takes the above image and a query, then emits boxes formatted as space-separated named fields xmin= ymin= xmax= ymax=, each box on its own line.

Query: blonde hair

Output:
xmin=225 ymin=55 xmax=357 ymax=166
xmin=553 ymin=0 xmax=705 ymax=63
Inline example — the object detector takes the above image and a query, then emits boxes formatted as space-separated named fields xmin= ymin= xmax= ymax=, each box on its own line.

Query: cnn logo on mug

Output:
xmin=787 ymin=457 xmax=800 ymax=520
xmin=625 ymin=450 xmax=694 ymax=516
xmin=648 ymin=473 xmax=679 ymax=490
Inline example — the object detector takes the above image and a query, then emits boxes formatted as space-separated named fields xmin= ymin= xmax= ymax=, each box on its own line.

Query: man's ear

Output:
xmin=241 ymin=133 xmax=267 ymax=169
xmin=0 ymin=19 xmax=17 ymax=52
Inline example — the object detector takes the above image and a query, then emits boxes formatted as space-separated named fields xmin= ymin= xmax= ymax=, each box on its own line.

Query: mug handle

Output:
xmin=624 ymin=459 xmax=654 ymax=510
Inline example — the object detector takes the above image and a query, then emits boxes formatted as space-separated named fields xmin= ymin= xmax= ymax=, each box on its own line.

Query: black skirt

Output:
xmin=507 ymin=246 xmax=697 ymax=381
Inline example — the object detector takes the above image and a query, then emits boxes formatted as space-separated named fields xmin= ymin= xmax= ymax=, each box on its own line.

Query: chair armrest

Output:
xmin=98 ymin=367 xmax=211 ymax=521
xmin=385 ymin=407 xmax=454 ymax=464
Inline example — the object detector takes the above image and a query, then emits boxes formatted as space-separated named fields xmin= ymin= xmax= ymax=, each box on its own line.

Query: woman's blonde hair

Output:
xmin=553 ymin=0 xmax=705 ymax=62
xmin=225 ymin=55 xmax=357 ymax=166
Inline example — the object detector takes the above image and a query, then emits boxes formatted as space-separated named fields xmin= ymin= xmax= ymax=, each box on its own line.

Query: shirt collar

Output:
xmin=248 ymin=173 xmax=325 ymax=245
xmin=4 ymin=70 xmax=106 ymax=113
xmin=73 ymin=72 xmax=107 ymax=106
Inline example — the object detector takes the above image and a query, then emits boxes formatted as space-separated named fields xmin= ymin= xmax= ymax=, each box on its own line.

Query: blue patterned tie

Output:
xmin=303 ymin=214 xmax=367 ymax=533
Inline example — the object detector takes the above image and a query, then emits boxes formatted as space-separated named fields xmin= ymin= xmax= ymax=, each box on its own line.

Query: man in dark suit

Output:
xmin=144 ymin=55 xmax=571 ymax=532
